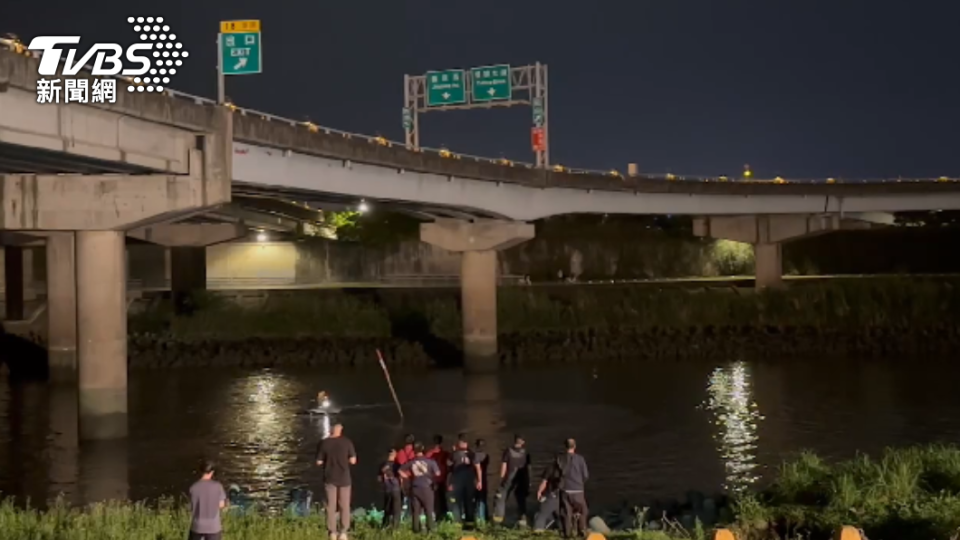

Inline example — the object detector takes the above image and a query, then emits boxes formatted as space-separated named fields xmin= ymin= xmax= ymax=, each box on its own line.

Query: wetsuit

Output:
xmin=493 ymin=446 xmax=531 ymax=523
xmin=399 ymin=456 xmax=440 ymax=533
xmin=379 ymin=461 xmax=401 ymax=527
xmin=447 ymin=448 xmax=476 ymax=524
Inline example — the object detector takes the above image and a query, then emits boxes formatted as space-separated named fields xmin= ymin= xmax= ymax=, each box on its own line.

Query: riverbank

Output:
xmin=127 ymin=278 xmax=960 ymax=368
xmin=2 ymin=446 xmax=959 ymax=540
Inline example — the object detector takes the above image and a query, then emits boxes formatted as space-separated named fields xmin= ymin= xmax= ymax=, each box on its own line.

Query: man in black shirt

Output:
xmin=398 ymin=443 xmax=441 ymax=533
xmin=378 ymin=449 xmax=401 ymax=528
xmin=556 ymin=438 xmax=589 ymax=538
xmin=534 ymin=454 xmax=563 ymax=531
xmin=316 ymin=423 xmax=358 ymax=540
xmin=493 ymin=434 xmax=531 ymax=524
xmin=473 ymin=438 xmax=490 ymax=522
xmin=447 ymin=435 xmax=477 ymax=525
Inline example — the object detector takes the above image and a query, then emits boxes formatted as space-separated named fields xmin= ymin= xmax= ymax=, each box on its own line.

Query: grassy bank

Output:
xmin=124 ymin=279 xmax=960 ymax=367
xmin=3 ymin=446 xmax=960 ymax=540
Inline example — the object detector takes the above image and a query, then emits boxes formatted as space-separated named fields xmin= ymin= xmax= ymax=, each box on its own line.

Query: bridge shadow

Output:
xmin=0 ymin=322 xmax=50 ymax=382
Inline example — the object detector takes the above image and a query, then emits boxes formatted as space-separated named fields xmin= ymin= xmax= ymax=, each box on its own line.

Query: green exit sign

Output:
xmin=471 ymin=65 xmax=511 ymax=102
xmin=426 ymin=69 xmax=466 ymax=106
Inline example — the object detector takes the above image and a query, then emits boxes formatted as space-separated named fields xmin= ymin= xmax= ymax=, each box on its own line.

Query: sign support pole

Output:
xmin=403 ymin=74 xmax=420 ymax=150
xmin=216 ymin=34 xmax=225 ymax=105
xmin=534 ymin=62 xmax=550 ymax=168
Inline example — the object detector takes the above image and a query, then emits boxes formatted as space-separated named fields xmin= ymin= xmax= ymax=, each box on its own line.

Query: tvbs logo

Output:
xmin=28 ymin=16 xmax=189 ymax=97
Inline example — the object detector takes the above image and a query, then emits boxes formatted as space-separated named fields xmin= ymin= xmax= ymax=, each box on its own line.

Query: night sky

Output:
xmin=5 ymin=1 xmax=959 ymax=177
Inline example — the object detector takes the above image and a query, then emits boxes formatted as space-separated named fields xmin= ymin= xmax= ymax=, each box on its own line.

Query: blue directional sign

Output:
xmin=471 ymin=65 xmax=511 ymax=102
xmin=220 ymin=20 xmax=262 ymax=75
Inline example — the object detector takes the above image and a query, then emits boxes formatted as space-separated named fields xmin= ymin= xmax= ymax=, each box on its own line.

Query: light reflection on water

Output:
xmin=702 ymin=361 xmax=763 ymax=492
xmin=3 ymin=361 xmax=960 ymax=510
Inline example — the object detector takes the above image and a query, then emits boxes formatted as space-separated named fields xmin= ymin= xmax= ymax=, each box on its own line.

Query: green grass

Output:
xmin=734 ymin=445 xmax=960 ymax=540
xmin=129 ymin=278 xmax=960 ymax=341
xmin=6 ymin=446 xmax=960 ymax=539
xmin=0 ymin=498 xmax=699 ymax=540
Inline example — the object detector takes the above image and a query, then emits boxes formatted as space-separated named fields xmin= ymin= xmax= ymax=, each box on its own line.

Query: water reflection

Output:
xmin=222 ymin=372 xmax=300 ymax=498
xmin=703 ymin=361 xmax=763 ymax=492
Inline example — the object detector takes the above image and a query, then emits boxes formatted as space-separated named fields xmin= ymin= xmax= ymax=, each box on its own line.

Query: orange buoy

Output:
xmin=835 ymin=526 xmax=863 ymax=540
xmin=714 ymin=529 xmax=736 ymax=540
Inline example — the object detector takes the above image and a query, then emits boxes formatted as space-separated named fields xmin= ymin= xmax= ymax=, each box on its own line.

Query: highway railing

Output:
xmin=3 ymin=36 xmax=958 ymax=185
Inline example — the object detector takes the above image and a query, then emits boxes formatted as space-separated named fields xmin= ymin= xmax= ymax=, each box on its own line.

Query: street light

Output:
xmin=256 ymin=231 xmax=267 ymax=242
xmin=358 ymin=200 xmax=369 ymax=213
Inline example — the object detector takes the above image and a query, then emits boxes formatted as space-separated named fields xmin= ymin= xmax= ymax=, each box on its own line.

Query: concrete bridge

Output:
xmin=3 ymin=46 xmax=960 ymax=440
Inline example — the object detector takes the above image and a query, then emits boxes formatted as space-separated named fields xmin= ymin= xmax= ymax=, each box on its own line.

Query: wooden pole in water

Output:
xmin=377 ymin=349 xmax=404 ymax=421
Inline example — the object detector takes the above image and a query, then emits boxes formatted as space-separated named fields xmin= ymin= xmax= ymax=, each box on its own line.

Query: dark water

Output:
xmin=2 ymin=360 xmax=960 ymax=510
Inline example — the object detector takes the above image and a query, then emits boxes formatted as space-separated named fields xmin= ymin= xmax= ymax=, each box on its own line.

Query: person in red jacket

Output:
xmin=396 ymin=434 xmax=416 ymax=465
xmin=424 ymin=434 xmax=450 ymax=519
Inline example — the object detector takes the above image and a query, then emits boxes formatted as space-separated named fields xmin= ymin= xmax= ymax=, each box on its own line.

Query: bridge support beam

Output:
xmin=47 ymin=233 xmax=78 ymax=377
xmin=421 ymin=219 xmax=535 ymax=373
xmin=76 ymin=231 xmax=128 ymax=441
xmin=693 ymin=214 xmax=878 ymax=289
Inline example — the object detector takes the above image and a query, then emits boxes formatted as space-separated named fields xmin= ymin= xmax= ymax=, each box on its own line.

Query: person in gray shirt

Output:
xmin=189 ymin=460 xmax=228 ymax=540
xmin=555 ymin=439 xmax=589 ymax=538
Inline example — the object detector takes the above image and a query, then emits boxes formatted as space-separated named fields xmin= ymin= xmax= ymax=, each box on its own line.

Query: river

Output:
xmin=1 ymin=359 xmax=959 ymax=511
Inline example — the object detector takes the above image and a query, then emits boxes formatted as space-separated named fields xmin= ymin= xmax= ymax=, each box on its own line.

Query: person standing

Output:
xmin=424 ymin=434 xmax=450 ymax=519
xmin=534 ymin=454 xmax=563 ymax=531
xmin=473 ymin=438 xmax=491 ymax=522
xmin=189 ymin=460 xmax=228 ymax=540
xmin=399 ymin=443 xmax=441 ymax=534
xmin=556 ymin=438 xmax=589 ymax=538
xmin=378 ymin=449 xmax=402 ymax=528
xmin=447 ymin=435 xmax=477 ymax=525
xmin=493 ymin=434 xmax=531 ymax=524
xmin=316 ymin=422 xmax=358 ymax=540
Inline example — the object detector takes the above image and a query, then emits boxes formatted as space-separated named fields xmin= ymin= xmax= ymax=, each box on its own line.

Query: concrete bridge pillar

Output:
xmin=754 ymin=243 xmax=783 ymax=290
xmin=170 ymin=247 xmax=208 ymax=313
xmin=421 ymin=219 xmax=535 ymax=372
xmin=3 ymin=245 xmax=25 ymax=320
xmin=47 ymin=233 xmax=78 ymax=377
xmin=76 ymin=231 xmax=128 ymax=441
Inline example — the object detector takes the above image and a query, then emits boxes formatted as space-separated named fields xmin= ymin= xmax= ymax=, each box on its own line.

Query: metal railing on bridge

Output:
xmin=3 ymin=36 xmax=958 ymax=186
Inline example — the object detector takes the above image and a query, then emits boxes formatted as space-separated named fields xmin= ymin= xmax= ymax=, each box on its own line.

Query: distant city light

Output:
xmin=256 ymin=231 xmax=267 ymax=242
xmin=358 ymin=200 xmax=369 ymax=213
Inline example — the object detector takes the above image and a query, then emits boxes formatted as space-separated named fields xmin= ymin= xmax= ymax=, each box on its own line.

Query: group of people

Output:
xmin=183 ymin=422 xmax=590 ymax=540
xmin=316 ymin=423 xmax=591 ymax=539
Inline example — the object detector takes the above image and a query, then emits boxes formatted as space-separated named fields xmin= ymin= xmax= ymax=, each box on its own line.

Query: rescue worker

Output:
xmin=533 ymin=454 xmax=563 ymax=531
xmin=378 ymin=449 xmax=402 ymax=528
xmin=493 ymin=434 xmax=531 ymax=525
xmin=447 ymin=435 xmax=477 ymax=525
xmin=556 ymin=438 xmax=589 ymax=538
xmin=473 ymin=438 xmax=490 ymax=522
xmin=398 ymin=443 xmax=441 ymax=534
xmin=424 ymin=435 xmax=450 ymax=519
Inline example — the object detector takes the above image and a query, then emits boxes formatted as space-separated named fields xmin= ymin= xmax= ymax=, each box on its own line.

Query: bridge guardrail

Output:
xmin=3 ymin=37 xmax=958 ymax=186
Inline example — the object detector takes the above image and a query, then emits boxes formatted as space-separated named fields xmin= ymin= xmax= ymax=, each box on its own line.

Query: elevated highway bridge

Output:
xmin=2 ymin=44 xmax=960 ymax=438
